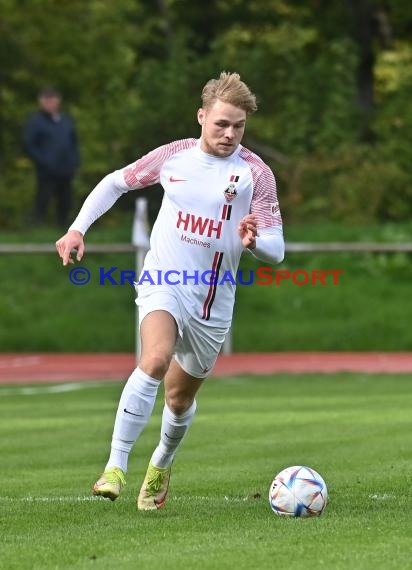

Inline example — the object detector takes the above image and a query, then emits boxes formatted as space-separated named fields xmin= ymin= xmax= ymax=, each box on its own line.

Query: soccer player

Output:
xmin=55 ymin=72 xmax=284 ymax=510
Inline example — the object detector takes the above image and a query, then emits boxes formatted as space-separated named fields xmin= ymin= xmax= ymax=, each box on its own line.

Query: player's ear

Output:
xmin=197 ymin=108 xmax=205 ymax=126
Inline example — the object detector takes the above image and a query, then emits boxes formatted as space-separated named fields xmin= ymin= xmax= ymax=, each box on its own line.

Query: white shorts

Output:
xmin=136 ymin=286 xmax=228 ymax=379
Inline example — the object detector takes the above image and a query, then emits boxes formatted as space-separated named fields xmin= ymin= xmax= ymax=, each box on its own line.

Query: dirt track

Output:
xmin=1 ymin=352 xmax=412 ymax=384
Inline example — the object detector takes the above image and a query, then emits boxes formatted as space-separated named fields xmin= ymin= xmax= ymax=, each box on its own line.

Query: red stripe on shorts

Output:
xmin=202 ymin=251 xmax=224 ymax=320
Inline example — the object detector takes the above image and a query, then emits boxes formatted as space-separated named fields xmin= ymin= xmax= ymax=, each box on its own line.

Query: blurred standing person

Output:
xmin=24 ymin=87 xmax=80 ymax=227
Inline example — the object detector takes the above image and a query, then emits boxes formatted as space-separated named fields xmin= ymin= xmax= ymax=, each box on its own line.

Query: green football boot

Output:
xmin=137 ymin=461 xmax=171 ymax=510
xmin=92 ymin=467 xmax=126 ymax=501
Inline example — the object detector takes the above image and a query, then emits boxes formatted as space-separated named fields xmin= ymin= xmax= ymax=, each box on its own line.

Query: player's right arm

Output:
xmin=55 ymin=170 xmax=129 ymax=265
xmin=55 ymin=139 xmax=195 ymax=266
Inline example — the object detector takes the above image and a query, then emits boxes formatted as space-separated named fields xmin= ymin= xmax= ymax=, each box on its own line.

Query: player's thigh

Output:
xmin=139 ymin=310 xmax=178 ymax=372
xmin=164 ymin=359 xmax=204 ymax=414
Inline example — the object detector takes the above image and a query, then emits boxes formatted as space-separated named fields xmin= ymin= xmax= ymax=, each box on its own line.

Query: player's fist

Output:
xmin=238 ymin=214 xmax=257 ymax=250
xmin=55 ymin=230 xmax=85 ymax=266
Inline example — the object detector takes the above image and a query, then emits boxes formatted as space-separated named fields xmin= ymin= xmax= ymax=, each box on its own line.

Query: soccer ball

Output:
xmin=269 ymin=465 xmax=327 ymax=517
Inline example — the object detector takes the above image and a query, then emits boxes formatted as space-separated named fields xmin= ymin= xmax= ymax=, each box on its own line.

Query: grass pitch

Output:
xmin=1 ymin=373 xmax=411 ymax=570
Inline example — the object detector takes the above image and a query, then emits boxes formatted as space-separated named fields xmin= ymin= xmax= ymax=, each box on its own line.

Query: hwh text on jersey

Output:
xmin=176 ymin=211 xmax=223 ymax=239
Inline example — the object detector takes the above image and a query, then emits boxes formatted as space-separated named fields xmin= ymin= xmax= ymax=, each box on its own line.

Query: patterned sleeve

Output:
xmin=69 ymin=138 xmax=197 ymax=234
xmin=240 ymin=148 xmax=282 ymax=228
xmin=122 ymin=138 xmax=197 ymax=189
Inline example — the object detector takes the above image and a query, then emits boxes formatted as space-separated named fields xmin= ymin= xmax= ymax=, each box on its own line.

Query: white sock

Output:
xmin=105 ymin=367 xmax=160 ymax=472
xmin=151 ymin=400 xmax=197 ymax=469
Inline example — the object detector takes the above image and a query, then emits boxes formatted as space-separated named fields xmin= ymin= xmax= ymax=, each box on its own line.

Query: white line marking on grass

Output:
xmin=0 ymin=496 xmax=101 ymax=502
xmin=0 ymin=495 xmax=262 ymax=504
xmin=369 ymin=493 xmax=396 ymax=500
xmin=172 ymin=495 xmax=261 ymax=503
xmin=0 ymin=382 xmax=108 ymax=397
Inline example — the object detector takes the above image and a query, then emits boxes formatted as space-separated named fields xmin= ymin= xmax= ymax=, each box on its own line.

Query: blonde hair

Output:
xmin=201 ymin=71 xmax=257 ymax=114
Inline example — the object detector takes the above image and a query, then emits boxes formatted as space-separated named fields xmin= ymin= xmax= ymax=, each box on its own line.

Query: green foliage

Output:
xmin=374 ymin=42 xmax=412 ymax=177
xmin=281 ymin=143 xmax=412 ymax=223
xmin=1 ymin=1 xmax=412 ymax=227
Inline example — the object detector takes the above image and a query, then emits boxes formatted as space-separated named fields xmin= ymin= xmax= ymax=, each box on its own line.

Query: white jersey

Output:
xmin=122 ymin=138 xmax=282 ymax=327
xmin=70 ymin=138 xmax=283 ymax=328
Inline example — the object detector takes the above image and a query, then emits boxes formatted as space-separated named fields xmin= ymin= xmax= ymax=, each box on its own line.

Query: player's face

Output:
xmin=198 ymin=100 xmax=247 ymax=157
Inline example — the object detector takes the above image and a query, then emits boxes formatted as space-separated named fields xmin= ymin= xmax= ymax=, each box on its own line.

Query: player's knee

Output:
xmin=166 ymin=392 xmax=194 ymax=416
xmin=140 ymin=351 xmax=172 ymax=379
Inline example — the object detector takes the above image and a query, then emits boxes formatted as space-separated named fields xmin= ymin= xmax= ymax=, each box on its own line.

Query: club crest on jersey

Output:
xmin=224 ymin=183 xmax=237 ymax=203
xmin=224 ymin=175 xmax=239 ymax=203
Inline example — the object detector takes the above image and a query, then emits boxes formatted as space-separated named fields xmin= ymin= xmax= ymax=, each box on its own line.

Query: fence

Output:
xmin=2 ymin=242 xmax=412 ymax=254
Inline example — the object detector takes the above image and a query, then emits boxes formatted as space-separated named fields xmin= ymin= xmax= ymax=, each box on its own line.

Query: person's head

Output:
xmin=197 ymin=71 xmax=257 ymax=157
xmin=38 ymin=87 xmax=61 ymax=115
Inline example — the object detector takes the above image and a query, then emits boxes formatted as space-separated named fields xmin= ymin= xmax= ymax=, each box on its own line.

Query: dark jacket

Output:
xmin=23 ymin=110 xmax=80 ymax=177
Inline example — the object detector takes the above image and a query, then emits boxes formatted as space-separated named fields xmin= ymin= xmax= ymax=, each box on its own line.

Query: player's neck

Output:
xmin=198 ymin=138 xmax=239 ymax=159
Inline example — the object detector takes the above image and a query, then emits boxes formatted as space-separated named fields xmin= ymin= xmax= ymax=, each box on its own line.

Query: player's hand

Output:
xmin=238 ymin=214 xmax=257 ymax=250
xmin=55 ymin=230 xmax=85 ymax=266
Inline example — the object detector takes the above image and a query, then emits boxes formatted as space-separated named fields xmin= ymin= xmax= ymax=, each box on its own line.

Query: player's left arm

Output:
xmin=242 ymin=162 xmax=285 ymax=264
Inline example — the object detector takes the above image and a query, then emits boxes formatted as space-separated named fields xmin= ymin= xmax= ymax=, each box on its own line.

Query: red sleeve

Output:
xmin=122 ymin=138 xmax=197 ymax=189
xmin=239 ymin=147 xmax=282 ymax=229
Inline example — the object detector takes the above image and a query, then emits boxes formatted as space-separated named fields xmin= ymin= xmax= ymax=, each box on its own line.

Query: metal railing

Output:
xmin=1 ymin=242 xmax=412 ymax=254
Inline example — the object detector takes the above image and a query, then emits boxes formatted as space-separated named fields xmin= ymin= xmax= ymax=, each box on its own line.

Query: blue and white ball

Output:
xmin=269 ymin=465 xmax=327 ymax=517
